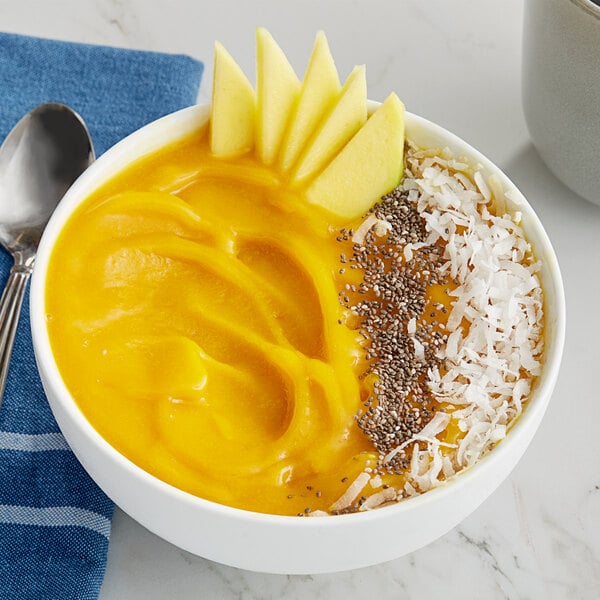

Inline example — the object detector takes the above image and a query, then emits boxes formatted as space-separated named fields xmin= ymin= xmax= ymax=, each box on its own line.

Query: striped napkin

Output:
xmin=0 ymin=32 xmax=203 ymax=599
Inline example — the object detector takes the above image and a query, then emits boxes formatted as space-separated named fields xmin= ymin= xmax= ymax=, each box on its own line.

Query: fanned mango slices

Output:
xmin=208 ymin=29 xmax=406 ymax=221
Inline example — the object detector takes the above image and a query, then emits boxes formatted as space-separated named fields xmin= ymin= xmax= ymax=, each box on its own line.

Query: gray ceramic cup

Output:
xmin=523 ymin=0 xmax=600 ymax=205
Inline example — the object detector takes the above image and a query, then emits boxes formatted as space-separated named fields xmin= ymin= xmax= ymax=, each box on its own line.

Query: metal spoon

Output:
xmin=0 ymin=103 xmax=94 ymax=408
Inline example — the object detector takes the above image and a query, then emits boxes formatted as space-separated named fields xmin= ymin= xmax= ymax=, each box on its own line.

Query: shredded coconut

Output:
xmin=398 ymin=144 xmax=543 ymax=488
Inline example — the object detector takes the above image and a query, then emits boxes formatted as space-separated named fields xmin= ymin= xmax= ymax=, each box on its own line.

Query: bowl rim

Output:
xmin=30 ymin=102 xmax=566 ymax=527
xmin=570 ymin=0 xmax=600 ymax=19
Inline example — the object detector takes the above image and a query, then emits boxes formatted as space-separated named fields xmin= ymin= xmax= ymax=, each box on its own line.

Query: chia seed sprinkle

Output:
xmin=338 ymin=186 xmax=448 ymax=472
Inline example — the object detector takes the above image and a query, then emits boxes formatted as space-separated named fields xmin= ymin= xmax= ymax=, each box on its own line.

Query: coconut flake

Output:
xmin=407 ymin=317 xmax=417 ymax=335
xmin=359 ymin=487 xmax=397 ymax=511
xmin=330 ymin=471 xmax=371 ymax=512
xmin=352 ymin=214 xmax=391 ymax=246
xmin=417 ymin=411 xmax=452 ymax=439
xmin=474 ymin=171 xmax=491 ymax=202
xmin=369 ymin=475 xmax=383 ymax=489
xmin=412 ymin=337 xmax=425 ymax=361
xmin=383 ymin=411 xmax=452 ymax=464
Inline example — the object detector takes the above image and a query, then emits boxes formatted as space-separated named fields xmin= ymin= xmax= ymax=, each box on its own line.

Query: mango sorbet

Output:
xmin=46 ymin=129 xmax=383 ymax=516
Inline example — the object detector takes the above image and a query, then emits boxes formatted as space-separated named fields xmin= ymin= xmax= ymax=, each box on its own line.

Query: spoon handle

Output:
xmin=0 ymin=264 xmax=33 ymax=408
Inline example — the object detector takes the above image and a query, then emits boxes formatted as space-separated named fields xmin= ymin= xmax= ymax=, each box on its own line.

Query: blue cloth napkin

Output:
xmin=0 ymin=32 xmax=203 ymax=599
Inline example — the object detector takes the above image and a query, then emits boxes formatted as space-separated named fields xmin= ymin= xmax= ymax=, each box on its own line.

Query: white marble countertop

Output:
xmin=3 ymin=0 xmax=599 ymax=598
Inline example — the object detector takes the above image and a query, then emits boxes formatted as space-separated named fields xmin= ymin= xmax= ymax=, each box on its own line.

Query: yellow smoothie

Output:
xmin=46 ymin=130 xmax=383 ymax=515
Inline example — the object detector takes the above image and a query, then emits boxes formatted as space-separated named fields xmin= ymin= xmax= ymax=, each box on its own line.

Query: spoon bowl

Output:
xmin=0 ymin=103 xmax=94 ymax=407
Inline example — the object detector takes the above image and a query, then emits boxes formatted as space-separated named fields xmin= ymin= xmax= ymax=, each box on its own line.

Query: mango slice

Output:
xmin=210 ymin=42 xmax=256 ymax=158
xmin=256 ymin=27 xmax=301 ymax=165
xmin=305 ymin=93 xmax=405 ymax=220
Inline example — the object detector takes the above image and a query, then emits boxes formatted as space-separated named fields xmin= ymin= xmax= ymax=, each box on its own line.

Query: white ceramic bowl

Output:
xmin=30 ymin=103 xmax=565 ymax=574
